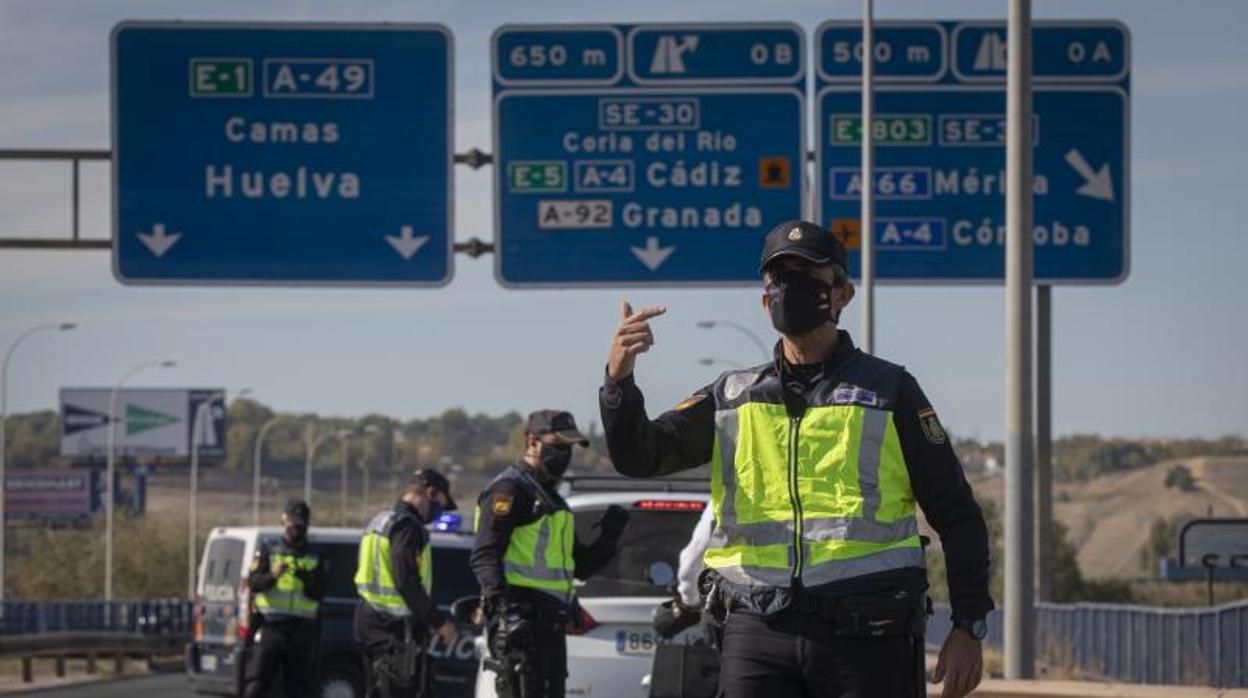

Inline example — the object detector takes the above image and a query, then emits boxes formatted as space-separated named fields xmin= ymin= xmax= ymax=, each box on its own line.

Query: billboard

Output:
xmin=59 ymin=388 xmax=226 ymax=460
xmin=4 ymin=469 xmax=99 ymax=522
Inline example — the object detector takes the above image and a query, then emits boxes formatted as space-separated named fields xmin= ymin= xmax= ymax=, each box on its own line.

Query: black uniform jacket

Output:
xmin=599 ymin=330 xmax=993 ymax=622
xmin=248 ymin=536 xmax=326 ymax=621
xmin=470 ymin=463 xmax=618 ymax=613
xmin=354 ymin=502 xmax=445 ymax=643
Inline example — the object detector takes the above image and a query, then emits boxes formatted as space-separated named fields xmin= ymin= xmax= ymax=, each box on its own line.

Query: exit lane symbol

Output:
xmin=137 ymin=223 xmax=182 ymax=258
xmin=385 ymin=225 xmax=430 ymax=260
xmin=1064 ymin=149 xmax=1114 ymax=202
xmin=630 ymin=236 xmax=676 ymax=271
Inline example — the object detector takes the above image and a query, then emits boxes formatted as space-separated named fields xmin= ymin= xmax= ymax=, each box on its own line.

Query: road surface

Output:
xmin=14 ymin=674 xmax=194 ymax=697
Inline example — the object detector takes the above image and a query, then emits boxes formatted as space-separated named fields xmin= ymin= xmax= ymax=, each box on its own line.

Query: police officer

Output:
xmin=354 ymin=470 xmax=458 ymax=697
xmin=243 ymin=499 xmax=325 ymax=698
xmin=469 ymin=410 xmax=630 ymax=698
xmin=600 ymin=220 xmax=993 ymax=698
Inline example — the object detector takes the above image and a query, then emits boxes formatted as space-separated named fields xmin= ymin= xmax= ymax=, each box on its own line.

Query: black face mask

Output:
xmin=538 ymin=443 xmax=573 ymax=480
xmin=423 ymin=499 xmax=444 ymax=524
xmin=284 ymin=524 xmax=308 ymax=547
xmin=766 ymin=269 xmax=838 ymax=336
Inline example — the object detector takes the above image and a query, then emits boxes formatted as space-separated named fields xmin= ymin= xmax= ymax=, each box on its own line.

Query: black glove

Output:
xmin=653 ymin=597 xmax=701 ymax=639
xmin=597 ymin=505 xmax=631 ymax=539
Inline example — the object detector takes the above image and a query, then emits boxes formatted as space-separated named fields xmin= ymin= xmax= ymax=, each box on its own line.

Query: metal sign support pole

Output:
xmin=1035 ymin=285 xmax=1053 ymax=601
xmin=860 ymin=0 xmax=876 ymax=353
xmin=1005 ymin=0 xmax=1036 ymax=678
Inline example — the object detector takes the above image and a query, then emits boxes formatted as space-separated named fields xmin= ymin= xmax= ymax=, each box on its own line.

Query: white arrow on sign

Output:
xmin=630 ymin=236 xmax=676 ymax=271
xmin=137 ymin=223 xmax=182 ymax=258
xmin=1064 ymin=149 xmax=1115 ymax=202
xmin=384 ymin=225 xmax=430 ymax=260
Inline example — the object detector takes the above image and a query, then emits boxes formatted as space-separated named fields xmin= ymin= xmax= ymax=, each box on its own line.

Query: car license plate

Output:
xmin=615 ymin=630 xmax=656 ymax=656
xmin=200 ymin=654 xmax=218 ymax=672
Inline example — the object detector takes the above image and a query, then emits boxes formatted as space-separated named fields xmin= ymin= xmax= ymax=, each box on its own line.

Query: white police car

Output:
xmin=473 ymin=478 xmax=709 ymax=697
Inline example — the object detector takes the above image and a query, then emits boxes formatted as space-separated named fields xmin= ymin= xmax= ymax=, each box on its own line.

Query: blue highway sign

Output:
xmin=493 ymin=23 xmax=805 ymax=286
xmin=112 ymin=22 xmax=454 ymax=285
xmin=816 ymin=20 xmax=1130 ymax=284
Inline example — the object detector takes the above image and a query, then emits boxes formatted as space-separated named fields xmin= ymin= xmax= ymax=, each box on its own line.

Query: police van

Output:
xmin=187 ymin=522 xmax=481 ymax=697
xmin=471 ymin=477 xmax=710 ymax=698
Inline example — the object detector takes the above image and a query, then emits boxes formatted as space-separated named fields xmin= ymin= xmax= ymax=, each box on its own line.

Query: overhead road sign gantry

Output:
xmin=111 ymin=22 xmax=454 ymax=286
xmin=815 ymin=20 xmax=1129 ymax=284
xmin=493 ymin=23 xmax=806 ymax=287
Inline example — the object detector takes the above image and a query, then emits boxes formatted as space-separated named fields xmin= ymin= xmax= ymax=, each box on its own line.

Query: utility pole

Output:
xmin=1005 ymin=0 xmax=1037 ymax=678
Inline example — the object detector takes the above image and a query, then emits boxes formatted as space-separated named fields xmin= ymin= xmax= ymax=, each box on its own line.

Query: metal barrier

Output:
xmin=1 ymin=599 xmax=193 ymax=636
xmin=928 ymin=600 xmax=1248 ymax=688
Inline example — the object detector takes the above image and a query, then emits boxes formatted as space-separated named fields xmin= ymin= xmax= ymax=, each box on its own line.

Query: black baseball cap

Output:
xmin=283 ymin=499 xmax=310 ymax=526
xmin=758 ymin=220 xmax=849 ymax=274
xmin=410 ymin=468 xmax=457 ymax=511
xmin=526 ymin=409 xmax=590 ymax=447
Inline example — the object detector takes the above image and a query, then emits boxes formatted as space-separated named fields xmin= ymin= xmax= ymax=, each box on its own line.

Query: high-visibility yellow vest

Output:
xmin=475 ymin=468 xmax=576 ymax=604
xmin=354 ymin=508 xmax=432 ymax=617
xmin=253 ymin=546 xmax=320 ymax=620
xmin=704 ymin=362 xmax=924 ymax=589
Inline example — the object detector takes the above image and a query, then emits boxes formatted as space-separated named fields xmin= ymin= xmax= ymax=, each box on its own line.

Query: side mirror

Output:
xmin=450 ymin=595 xmax=482 ymax=625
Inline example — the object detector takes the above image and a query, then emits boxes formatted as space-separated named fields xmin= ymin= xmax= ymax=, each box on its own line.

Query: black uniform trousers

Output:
xmin=355 ymin=605 xmax=432 ymax=698
xmin=717 ymin=610 xmax=924 ymax=698
xmin=241 ymin=617 xmax=319 ymax=698
xmin=494 ymin=607 xmax=568 ymax=698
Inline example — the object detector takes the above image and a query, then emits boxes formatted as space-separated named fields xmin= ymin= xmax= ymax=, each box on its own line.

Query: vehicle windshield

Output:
xmin=573 ymin=503 xmax=704 ymax=597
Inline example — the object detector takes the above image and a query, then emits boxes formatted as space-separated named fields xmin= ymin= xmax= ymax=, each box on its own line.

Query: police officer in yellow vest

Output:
xmin=354 ymin=470 xmax=458 ymax=698
xmin=469 ymin=410 xmax=630 ymax=698
xmin=243 ymin=499 xmax=325 ymax=698
xmin=600 ymin=220 xmax=993 ymax=698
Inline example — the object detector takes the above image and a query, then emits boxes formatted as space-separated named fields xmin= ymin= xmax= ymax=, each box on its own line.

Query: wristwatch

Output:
xmin=952 ymin=617 xmax=988 ymax=641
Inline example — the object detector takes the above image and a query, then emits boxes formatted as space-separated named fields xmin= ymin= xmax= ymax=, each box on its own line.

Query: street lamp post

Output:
xmin=252 ymin=417 xmax=282 ymax=526
xmin=358 ymin=425 xmax=383 ymax=516
xmin=187 ymin=401 xmax=208 ymax=600
xmin=105 ymin=359 xmax=175 ymax=602
xmin=305 ymin=429 xmax=348 ymax=511
xmin=695 ymin=320 xmax=770 ymax=362
xmin=0 ymin=322 xmax=76 ymax=605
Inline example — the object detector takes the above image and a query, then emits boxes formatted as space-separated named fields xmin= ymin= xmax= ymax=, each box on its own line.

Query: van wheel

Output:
xmin=315 ymin=662 xmax=365 ymax=698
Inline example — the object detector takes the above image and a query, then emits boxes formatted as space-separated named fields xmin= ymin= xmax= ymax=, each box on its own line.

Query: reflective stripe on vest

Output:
xmin=705 ymin=399 xmax=923 ymax=588
xmin=253 ymin=551 xmax=320 ymax=620
xmin=353 ymin=509 xmax=432 ymax=618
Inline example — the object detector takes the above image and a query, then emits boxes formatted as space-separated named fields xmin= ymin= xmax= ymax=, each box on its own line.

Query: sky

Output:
xmin=1 ymin=0 xmax=1246 ymax=443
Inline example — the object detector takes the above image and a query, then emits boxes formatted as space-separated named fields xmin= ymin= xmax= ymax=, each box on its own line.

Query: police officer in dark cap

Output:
xmin=601 ymin=220 xmax=993 ymax=697
xmin=470 ymin=410 xmax=631 ymax=698
xmin=354 ymin=469 xmax=459 ymax=697
xmin=243 ymin=499 xmax=326 ymax=698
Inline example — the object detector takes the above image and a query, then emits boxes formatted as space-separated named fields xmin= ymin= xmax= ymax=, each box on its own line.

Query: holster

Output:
xmin=827 ymin=589 xmax=928 ymax=638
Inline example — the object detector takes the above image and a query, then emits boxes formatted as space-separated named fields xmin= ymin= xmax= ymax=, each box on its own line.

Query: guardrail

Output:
xmin=1 ymin=599 xmax=192 ymax=635
xmin=0 ymin=601 xmax=192 ymax=684
xmin=0 ymin=631 xmax=186 ymax=683
xmin=929 ymin=599 xmax=1248 ymax=688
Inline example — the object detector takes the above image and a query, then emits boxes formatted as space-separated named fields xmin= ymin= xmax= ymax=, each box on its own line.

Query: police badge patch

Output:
xmin=673 ymin=392 xmax=708 ymax=411
xmin=491 ymin=493 xmax=513 ymax=516
xmin=917 ymin=408 xmax=947 ymax=444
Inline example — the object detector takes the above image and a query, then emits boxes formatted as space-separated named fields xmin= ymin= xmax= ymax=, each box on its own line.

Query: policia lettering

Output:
xmin=356 ymin=508 xmax=433 ymax=615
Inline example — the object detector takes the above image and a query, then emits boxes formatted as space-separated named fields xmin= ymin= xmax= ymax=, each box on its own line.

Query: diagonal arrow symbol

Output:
xmin=630 ymin=236 xmax=676 ymax=271
xmin=137 ymin=223 xmax=182 ymax=258
xmin=384 ymin=225 xmax=430 ymax=260
xmin=1064 ymin=149 xmax=1115 ymax=202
